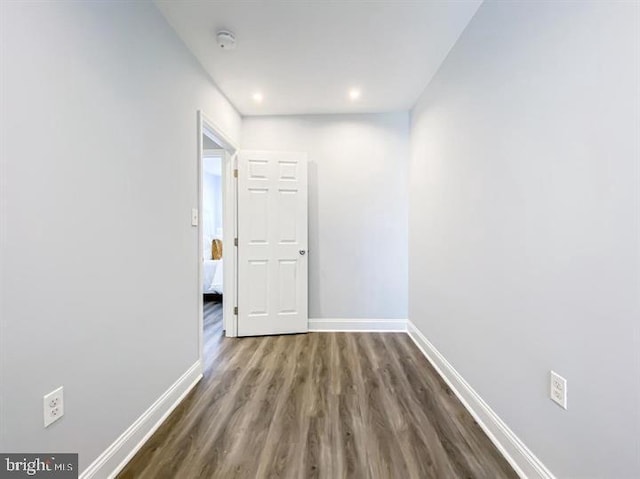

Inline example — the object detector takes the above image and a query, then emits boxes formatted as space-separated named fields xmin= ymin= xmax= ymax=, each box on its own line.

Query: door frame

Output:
xmin=197 ymin=110 xmax=238 ymax=369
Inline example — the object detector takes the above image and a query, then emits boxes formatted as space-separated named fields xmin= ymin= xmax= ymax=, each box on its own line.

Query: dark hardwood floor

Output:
xmin=119 ymin=300 xmax=517 ymax=479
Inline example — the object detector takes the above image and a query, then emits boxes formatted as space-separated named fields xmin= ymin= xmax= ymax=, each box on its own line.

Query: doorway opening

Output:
xmin=198 ymin=111 xmax=238 ymax=371
xmin=202 ymin=146 xmax=224 ymax=350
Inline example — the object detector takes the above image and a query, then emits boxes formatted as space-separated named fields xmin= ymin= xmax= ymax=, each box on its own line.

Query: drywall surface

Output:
xmin=409 ymin=1 xmax=640 ymax=477
xmin=242 ymin=113 xmax=409 ymax=319
xmin=0 ymin=0 xmax=240 ymax=470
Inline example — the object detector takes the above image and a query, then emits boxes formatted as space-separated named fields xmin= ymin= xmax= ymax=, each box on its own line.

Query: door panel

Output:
xmin=278 ymin=260 xmax=297 ymax=313
xmin=248 ymin=188 xmax=269 ymax=242
xmin=278 ymin=190 xmax=298 ymax=242
xmin=238 ymin=150 xmax=308 ymax=336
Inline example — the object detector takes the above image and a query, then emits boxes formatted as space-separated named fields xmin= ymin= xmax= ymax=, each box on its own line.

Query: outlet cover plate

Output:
xmin=43 ymin=386 xmax=64 ymax=427
xmin=550 ymin=371 xmax=567 ymax=409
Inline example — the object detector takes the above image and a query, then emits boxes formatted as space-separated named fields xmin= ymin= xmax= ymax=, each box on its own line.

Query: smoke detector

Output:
xmin=216 ymin=30 xmax=236 ymax=50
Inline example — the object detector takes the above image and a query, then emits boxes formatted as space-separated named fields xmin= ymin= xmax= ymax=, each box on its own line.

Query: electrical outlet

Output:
xmin=550 ymin=371 xmax=567 ymax=409
xmin=43 ymin=386 xmax=64 ymax=427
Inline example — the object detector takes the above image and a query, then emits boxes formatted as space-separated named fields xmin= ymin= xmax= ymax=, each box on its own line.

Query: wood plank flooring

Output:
xmin=119 ymin=300 xmax=517 ymax=479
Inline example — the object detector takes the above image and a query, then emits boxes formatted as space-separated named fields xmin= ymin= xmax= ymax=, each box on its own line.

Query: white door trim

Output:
xmin=198 ymin=111 xmax=239 ymax=369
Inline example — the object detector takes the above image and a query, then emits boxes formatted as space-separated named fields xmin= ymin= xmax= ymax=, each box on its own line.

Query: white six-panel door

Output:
xmin=237 ymin=150 xmax=308 ymax=336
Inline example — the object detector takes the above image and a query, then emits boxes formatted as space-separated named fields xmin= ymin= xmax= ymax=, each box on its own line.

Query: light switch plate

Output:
xmin=191 ymin=208 xmax=198 ymax=226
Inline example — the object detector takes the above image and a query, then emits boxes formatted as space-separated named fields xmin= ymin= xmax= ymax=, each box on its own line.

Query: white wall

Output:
xmin=242 ymin=114 xmax=409 ymax=319
xmin=409 ymin=1 xmax=639 ymax=477
xmin=0 ymin=0 xmax=241 ymax=471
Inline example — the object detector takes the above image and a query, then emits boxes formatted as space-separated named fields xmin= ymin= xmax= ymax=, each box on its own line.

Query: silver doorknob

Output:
xmin=299 ymin=250 xmax=306 ymax=255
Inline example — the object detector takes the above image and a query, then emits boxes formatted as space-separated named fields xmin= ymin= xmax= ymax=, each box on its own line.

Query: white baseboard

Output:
xmin=80 ymin=360 xmax=203 ymax=479
xmin=406 ymin=320 xmax=555 ymax=479
xmin=309 ymin=318 xmax=406 ymax=332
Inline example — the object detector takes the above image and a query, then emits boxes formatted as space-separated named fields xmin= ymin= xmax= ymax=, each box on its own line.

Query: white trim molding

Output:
xmin=198 ymin=110 xmax=239 ymax=347
xmin=80 ymin=361 xmax=203 ymax=479
xmin=406 ymin=321 xmax=556 ymax=479
xmin=309 ymin=318 xmax=406 ymax=332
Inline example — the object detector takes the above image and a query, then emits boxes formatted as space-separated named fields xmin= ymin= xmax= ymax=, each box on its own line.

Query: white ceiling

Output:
xmin=155 ymin=1 xmax=482 ymax=116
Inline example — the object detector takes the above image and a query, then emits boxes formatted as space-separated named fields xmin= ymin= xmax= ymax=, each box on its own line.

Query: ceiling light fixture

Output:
xmin=252 ymin=92 xmax=264 ymax=103
xmin=349 ymin=88 xmax=361 ymax=101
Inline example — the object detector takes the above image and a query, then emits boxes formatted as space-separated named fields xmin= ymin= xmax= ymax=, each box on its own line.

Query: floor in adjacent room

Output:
xmin=118 ymin=300 xmax=517 ymax=479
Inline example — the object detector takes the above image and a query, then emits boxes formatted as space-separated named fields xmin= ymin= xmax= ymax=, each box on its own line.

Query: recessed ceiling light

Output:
xmin=349 ymin=88 xmax=361 ymax=101
xmin=252 ymin=92 xmax=263 ymax=103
